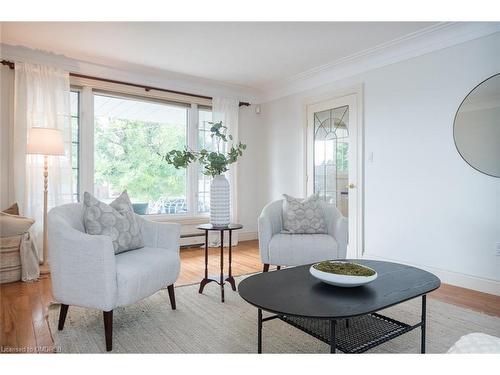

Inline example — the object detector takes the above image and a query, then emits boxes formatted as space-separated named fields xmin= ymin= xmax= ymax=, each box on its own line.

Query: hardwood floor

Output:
xmin=1 ymin=239 xmax=499 ymax=353
xmin=0 ymin=276 xmax=53 ymax=353
xmin=176 ymin=240 xmax=264 ymax=285
xmin=430 ymin=283 xmax=500 ymax=317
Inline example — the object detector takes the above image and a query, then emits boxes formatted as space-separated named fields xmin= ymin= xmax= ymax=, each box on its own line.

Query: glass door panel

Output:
xmin=313 ymin=105 xmax=349 ymax=217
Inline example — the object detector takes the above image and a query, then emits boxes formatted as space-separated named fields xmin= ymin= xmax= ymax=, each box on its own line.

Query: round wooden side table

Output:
xmin=197 ymin=223 xmax=243 ymax=302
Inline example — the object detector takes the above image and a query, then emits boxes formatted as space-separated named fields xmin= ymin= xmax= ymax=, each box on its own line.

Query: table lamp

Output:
xmin=27 ymin=127 xmax=65 ymax=274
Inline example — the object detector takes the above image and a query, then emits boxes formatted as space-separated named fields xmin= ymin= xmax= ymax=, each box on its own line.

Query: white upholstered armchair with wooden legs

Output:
xmin=258 ymin=199 xmax=348 ymax=272
xmin=48 ymin=203 xmax=181 ymax=352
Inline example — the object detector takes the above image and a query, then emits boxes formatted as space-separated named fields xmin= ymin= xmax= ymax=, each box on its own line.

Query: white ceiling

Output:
xmin=1 ymin=22 xmax=439 ymax=90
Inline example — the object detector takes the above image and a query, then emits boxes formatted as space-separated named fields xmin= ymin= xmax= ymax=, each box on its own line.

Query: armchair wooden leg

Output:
xmin=167 ymin=284 xmax=176 ymax=310
xmin=58 ymin=304 xmax=69 ymax=331
xmin=103 ymin=310 xmax=113 ymax=352
xmin=263 ymin=264 xmax=270 ymax=272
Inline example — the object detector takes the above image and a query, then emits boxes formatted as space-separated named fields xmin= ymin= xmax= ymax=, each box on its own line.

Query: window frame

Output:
xmin=70 ymin=88 xmax=82 ymax=202
xmin=196 ymin=105 xmax=214 ymax=215
xmin=71 ymin=77 xmax=213 ymax=222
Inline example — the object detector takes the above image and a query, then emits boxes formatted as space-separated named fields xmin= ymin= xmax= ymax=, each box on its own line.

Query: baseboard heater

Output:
xmin=180 ymin=232 xmax=205 ymax=248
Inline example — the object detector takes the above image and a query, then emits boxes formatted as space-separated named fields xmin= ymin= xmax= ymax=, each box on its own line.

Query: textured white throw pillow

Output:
xmin=282 ymin=194 xmax=327 ymax=234
xmin=83 ymin=191 xmax=144 ymax=254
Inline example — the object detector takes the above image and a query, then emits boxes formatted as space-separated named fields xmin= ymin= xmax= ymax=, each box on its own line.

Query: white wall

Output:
xmin=259 ymin=32 xmax=500 ymax=294
xmin=261 ymin=95 xmax=306 ymax=200
xmin=237 ymin=105 xmax=267 ymax=237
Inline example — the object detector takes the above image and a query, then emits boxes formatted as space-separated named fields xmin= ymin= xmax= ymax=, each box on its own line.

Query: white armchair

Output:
xmin=48 ymin=203 xmax=181 ymax=351
xmin=258 ymin=200 xmax=348 ymax=271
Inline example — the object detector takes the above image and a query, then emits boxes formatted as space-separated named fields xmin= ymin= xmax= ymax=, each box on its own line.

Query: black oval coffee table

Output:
xmin=238 ymin=259 xmax=440 ymax=353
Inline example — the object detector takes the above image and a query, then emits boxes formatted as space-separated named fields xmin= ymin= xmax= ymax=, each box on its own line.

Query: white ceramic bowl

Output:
xmin=309 ymin=261 xmax=378 ymax=287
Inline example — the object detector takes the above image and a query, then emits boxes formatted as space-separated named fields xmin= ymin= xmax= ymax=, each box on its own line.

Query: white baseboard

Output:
xmin=238 ymin=231 xmax=258 ymax=242
xmin=364 ymin=252 xmax=500 ymax=296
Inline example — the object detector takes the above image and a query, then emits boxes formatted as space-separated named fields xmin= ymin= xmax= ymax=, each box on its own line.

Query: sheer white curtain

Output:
xmin=13 ymin=62 xmax=73 ymax=259
xmin=212 ymin=97 xmax=240 ymax=245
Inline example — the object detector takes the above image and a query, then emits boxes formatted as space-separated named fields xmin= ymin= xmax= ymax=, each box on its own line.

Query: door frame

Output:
xmin=303 ymin=85 xmax=364 ymax=258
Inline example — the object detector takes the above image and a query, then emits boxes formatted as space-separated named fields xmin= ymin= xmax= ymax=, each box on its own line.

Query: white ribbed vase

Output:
xmin=210 ymin=174 xmax=230 ymax=227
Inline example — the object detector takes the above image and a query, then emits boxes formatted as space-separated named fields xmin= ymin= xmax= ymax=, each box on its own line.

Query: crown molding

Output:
xmin=0 ymin=43 xmax=262 ymax=103
xmin=262 ymin=22 xmax=500 ymax=102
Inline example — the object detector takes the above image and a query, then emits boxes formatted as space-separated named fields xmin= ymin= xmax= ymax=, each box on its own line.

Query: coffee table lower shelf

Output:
xmin=259 ymin=306 xmax=425 ymax=354
xmin=281 ymin=313 xmax=420 ymax=353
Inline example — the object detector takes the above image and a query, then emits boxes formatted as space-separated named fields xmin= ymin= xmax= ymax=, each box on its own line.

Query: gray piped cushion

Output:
xmin=83 ymin=191 xmax=144 ymax=254
xmin=282 ymin=194 xmax=327 ymax=234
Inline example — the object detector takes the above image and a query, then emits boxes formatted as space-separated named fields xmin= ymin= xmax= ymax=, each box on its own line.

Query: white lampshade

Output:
xmin=27 ymin=127 xmax=65 ymax=156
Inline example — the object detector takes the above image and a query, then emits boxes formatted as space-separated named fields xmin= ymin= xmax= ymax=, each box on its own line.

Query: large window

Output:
xmin=70 ymin=85 xmax=213 ymax=217
xmin=94 ymin=93 xmax=188 ymax=214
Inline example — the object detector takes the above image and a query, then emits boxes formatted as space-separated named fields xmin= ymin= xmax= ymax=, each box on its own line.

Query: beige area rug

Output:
xmin=47 ymin=276 xmax=500 ymax=353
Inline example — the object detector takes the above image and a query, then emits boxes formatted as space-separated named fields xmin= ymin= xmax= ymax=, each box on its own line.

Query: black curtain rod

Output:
xmin=1 ymin=59 xmax=250 ymax=107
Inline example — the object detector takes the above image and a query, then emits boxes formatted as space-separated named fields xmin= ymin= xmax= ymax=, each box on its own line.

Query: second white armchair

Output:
xmin=258 ymin=199 xmax=348 ymax=271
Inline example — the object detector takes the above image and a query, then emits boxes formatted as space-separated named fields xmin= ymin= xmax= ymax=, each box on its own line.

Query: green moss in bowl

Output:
xmin=313 ymin=261 xmax=375 ymax=277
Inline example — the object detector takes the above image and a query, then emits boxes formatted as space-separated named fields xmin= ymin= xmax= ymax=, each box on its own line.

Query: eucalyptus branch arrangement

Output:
xmin=161 ymin=121 xmax=246 ymax=177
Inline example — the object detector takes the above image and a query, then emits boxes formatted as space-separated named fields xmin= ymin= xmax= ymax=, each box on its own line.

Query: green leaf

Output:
xmin=162 ymin=120 xmax=246 ymax=176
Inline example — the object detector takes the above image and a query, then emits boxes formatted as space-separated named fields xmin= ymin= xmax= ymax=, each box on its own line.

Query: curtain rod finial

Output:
xmin=1 ymin=60 xmax=15 ymax=69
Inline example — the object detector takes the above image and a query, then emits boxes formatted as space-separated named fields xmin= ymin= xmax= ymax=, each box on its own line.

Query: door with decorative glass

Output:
xmin=306 ymin=94 xmax=360 ymax=257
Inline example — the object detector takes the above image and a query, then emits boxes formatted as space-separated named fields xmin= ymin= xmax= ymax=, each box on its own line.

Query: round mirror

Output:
xmin=454 ymin=73 xmax=500 ymax=177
